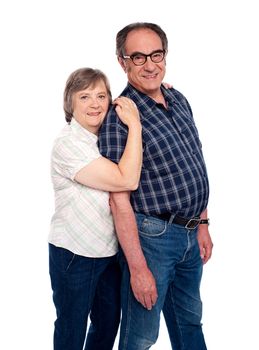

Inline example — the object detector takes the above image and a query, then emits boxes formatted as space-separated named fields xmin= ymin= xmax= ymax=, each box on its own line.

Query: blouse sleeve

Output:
xmin=51 ymin=137 xmax=100 ymax=181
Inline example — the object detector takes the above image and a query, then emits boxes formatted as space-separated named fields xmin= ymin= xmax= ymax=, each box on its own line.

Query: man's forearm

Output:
xmin=110 ymin=191 xmax=158 ymax=309
xmin=198 ymin=208 xmax=213 ymax=264
xmin=109 ymin=191 xmax=147 ymax=272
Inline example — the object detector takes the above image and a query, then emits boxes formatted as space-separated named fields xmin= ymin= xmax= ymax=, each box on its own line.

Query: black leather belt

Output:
xmin=155 ymin=213 xmax=201 ymax=230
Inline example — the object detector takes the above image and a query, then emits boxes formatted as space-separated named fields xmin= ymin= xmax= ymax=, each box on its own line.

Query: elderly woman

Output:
xmin=48 ymin=67 xmax=142 ymax=350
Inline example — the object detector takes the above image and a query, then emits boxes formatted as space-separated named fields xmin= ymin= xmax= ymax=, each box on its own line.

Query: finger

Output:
xmin=123 ymin=98 xmax=136 ymax=108
xmin=199 ymin=247 xmax=205 ymax=261
xmin=132 ymin=290 xmax=144 ymax=306
xmin=143 ymin=295 xmax=153 ymax=310
xmin=199 ymin=241 xmax=206 ymax=260
xmin=203 ymin=254 xmax=210 ymax=264
xmin=114 ymin=105 xmax=122 ymax=114
xmin=202 ymin=244 xmax=213 ymax=264
xmin=112 ymin=96 xmax=125 ymax=106
xmin=204 ymin=247 xmax=212 ymax=264
xmin=136 ymin=294 xmax=147 ymax=309
xmin=134 ymin=291 xmax=152 ymax=310
xmin=150 ymin=291 xmax=158 ymax=307
xmin=131 ymin=101 xmax=137 ymax=109
xmin=112 ymin=98 xmax=122 ymax=107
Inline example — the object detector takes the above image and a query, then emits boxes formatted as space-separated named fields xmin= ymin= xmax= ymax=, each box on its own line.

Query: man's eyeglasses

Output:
xmin=122 ymin=50 xmax=166 ymax=66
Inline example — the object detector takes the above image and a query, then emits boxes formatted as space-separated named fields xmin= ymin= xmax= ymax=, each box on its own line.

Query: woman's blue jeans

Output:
xmin=118 ymin=213 xmax=207 ymax=350
xmin=49 ymin=243 xmax=121 ymax=350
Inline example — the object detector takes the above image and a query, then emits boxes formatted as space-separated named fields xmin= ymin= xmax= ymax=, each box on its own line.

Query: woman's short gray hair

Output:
xmin=63 ymin=68 xmax=112 ymax=123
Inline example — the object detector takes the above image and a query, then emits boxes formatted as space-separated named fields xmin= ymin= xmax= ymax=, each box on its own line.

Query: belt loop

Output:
xmin=168 ymin=214 xmax=176 ymax=225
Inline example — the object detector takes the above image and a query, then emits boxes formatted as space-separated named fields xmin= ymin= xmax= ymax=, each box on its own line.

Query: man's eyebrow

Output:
xmin=129 ymin=49 xmax=164 ymax=56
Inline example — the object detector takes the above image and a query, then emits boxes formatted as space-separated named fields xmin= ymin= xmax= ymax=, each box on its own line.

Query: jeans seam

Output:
xmin=169 ymin=285 xmax=186 ymax=350
xmin=121 ymin=276 xmax=132 ymax=350
xmin=180 ymin=230 xmax=191 ymax=263
xmin=87 ymin=259 xmax=96 ymax=314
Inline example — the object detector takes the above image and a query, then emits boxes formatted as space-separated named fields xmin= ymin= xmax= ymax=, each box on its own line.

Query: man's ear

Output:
xmin=118 ymin=56 xmax=127 ymax=72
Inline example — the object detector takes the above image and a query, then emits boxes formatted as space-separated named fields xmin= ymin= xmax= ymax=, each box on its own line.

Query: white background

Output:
xmin=1 ymin=0 xmax=258 ymax=349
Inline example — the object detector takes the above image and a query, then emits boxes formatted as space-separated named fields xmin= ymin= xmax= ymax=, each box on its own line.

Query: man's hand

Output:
xmin=197 ymin=225 xmax=213 ymax=264
xmin=130 ymin=266 xmax=158 ymax=310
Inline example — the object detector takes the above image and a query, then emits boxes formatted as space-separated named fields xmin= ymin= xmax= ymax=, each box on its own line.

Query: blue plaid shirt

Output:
xmin=98 ymin=84 xmax=209 ymax=219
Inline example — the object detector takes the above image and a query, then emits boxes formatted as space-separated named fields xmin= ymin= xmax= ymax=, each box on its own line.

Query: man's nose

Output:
xmin=144 ymin=56 xmax=156 ymax=69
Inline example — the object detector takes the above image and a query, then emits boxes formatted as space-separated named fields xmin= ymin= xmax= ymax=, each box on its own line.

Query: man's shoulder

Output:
xmin=164 ymin=87 xmax=192 ymax=112
xmin=98 ymin=104 xmax=128 ymax=141
xmin=165 ymin=87 xmax=188 ymax=102
xmin=104 ymin=104 xmax=117 ymax=122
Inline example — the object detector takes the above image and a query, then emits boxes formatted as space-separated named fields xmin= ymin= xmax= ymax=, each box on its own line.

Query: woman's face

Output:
xmin=72 ymin=80 xmax=110 ymax=134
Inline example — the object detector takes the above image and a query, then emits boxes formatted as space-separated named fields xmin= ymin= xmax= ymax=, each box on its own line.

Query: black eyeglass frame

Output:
xmin=122 ymin=50 xmax=166 ymax=66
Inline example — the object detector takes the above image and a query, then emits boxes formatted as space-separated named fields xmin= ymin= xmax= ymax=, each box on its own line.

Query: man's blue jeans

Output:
xmin=118 ymin=213 xmax=207 ymax=350
xmin=49 ymin=243 xmax=121 ymax=350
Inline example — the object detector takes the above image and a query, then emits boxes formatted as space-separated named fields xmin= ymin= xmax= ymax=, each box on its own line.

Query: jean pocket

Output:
xmin=137 ymin=214 xmax=167 ymax=237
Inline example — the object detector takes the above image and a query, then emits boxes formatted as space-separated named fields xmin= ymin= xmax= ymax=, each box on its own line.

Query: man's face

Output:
xmin=120 ymin=28 xmax=166 ymax=98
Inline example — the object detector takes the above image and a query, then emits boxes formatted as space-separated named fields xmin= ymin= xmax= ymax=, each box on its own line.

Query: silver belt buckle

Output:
xmin=185 ymin=218 xmax=201 ymax=230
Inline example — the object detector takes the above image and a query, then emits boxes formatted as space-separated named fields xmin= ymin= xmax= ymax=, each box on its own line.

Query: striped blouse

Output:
xmin=49 ymin=118 xmax=117 ymax=257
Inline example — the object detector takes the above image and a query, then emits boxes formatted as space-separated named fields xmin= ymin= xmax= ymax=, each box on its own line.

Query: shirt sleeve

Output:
xmin=51 ymin=137 xmax=100 ymax=180
xmin=98 ymin=107 xmax=128 ymax=164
